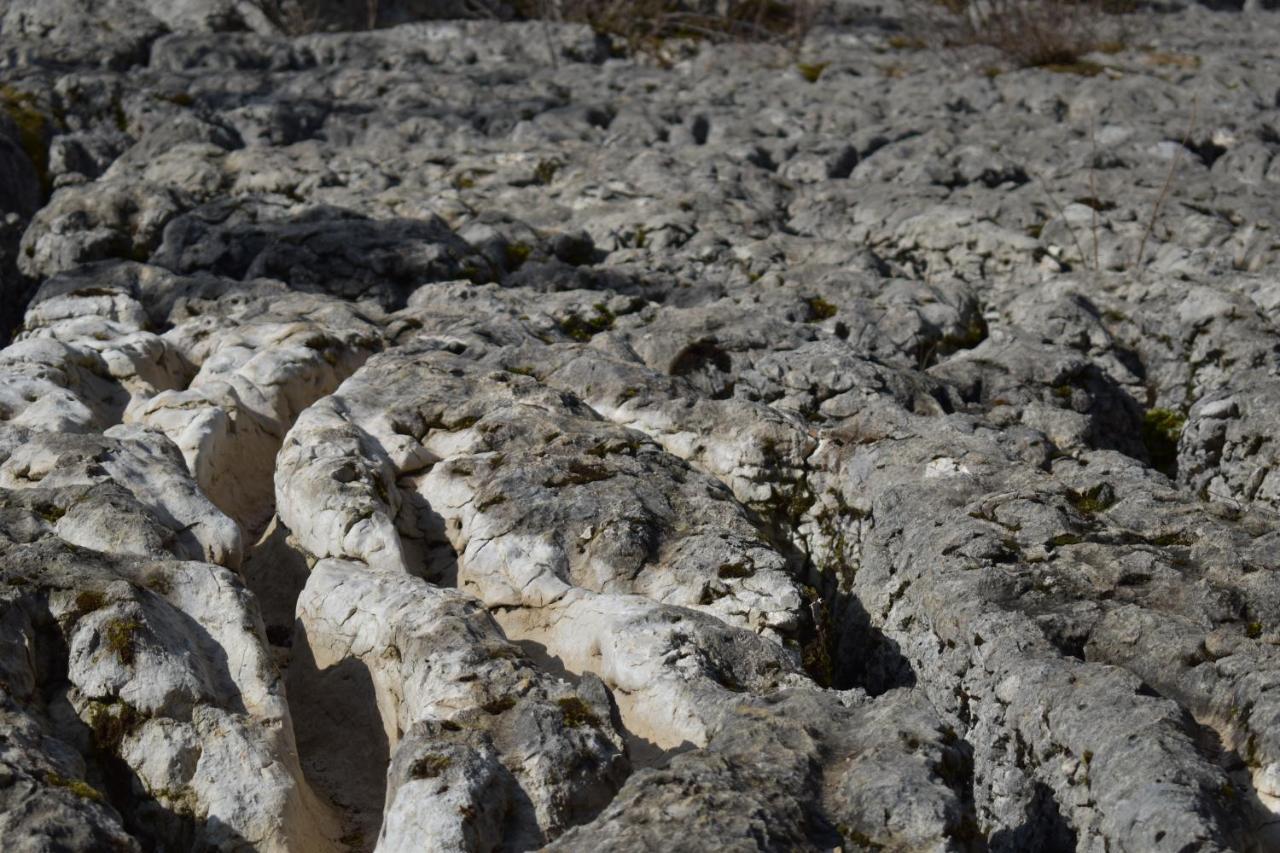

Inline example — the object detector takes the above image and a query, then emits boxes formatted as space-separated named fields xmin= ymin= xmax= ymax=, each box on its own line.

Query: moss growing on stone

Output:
xmin=1141 ymin=408 xmax=1185 ymax=477
xmin=409 ymin=753 xmax=452 ymax=779
xmin=103 ymin=618 xmax=143 ymax=665
xmin=35 ymin=503 xmax=66 ymax=523
xmin=74 ymin=591 xmax=107 ymax=616
xmin=481 ymin=696 xmax=516 ymax=715
xmin=534 ymin=159 xmax=560 ymax=185
xmin=45 ymin=771 xmax=105 ymax=802
xmin=943 ymin=312 xmax=989 ymax=351
xmin=141 ymin=570 xmax=172 ymax=595
xmin=0 ymin=85 xmax=52 ymax=194
xmin=86 ymin=700 xmax=145 ymax=753
xmin=544 ymin=459 xmax=614 ymax=488
xmin=504 ymin=241 xmax=532 ymax=269
xmin=557 ymin=696 xmax=601 ymax=728
xmin=559 ymin=304 xmax=615 ymax=341
xmin=1067 ymin=483 xmax=1115 ymax=515
xmin=798 ymin=585 xmax=835 ymax=687
xmin=804 ymin=296 xmax=837 ymax=322
xmin=717 ymin=561 xmax=755 ymax=579
xmin=797 ymin=61 xmax=828 ymax=83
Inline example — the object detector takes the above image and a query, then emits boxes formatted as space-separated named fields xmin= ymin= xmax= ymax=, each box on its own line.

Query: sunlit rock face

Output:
xmin=2 ymin=1 xmax=1280 ymax=850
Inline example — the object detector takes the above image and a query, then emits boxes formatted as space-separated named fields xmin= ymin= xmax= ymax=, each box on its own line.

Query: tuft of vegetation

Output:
xmin=0 ymin=84 xmax=53 ymax=195
xmin=557 ymin=696 xmax=601 ymax=728
xmin=86 ymin=700 xmax=145 ymax=753
xmin=45 ymin=771 xmax=105 ymax=802
xmin=103 ymin=618 xmax=143 ymax=666
xmin=910 ymin=0 xmax=1124 ymax=69
xmin=796 ymin=61 xmax=829 ymax=83
xmin=798 ymin=585 xmax=835 ymax=687
xmin=409 ymin=753 xmax=453 ymax=779
xmin=141 ymin=570 xmax=172 ymax=596
xmin=559 ymin=304 xmax=616 ymax=341
xmin=73 ymin=591 xmax=107 ymax=617
xmin=504 ymin=241 xmax=533 ymax=269
xmin=717 ymin=561 xmax=755 ymax=579
xmin=1141 ymin=408 xmax=1185 ymax=477
xmin=804 ymin=296 xmax=838 ymax=322
xmin=544 ymin=459 xmax=615 ymax=488
xmin=1067 ymin=483 xmax=1115 ymax=516
xmin=533 ymin=159 xmax=561 ymax=185
xmin=481 ymin=696 xmax=517 ymax=714
xmin=35 ymin=502 xmax=66 ymax=524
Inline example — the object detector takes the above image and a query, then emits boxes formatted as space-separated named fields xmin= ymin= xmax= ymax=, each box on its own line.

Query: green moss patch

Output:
xmin=797 ymin=61 xmax=829 ymax=83
xmin=1141 ymin=408 xmax=1185 ymax=477
xmin=804 ymin=296 xmax=837 ymax=322
xmin=0 ymin=85 xmax=53 ymax=194
xmin=559 ymin=304 xmax=616 ymax=341
xmin=45 ymin=771 xmax=105 ymax=802
xmin=103 ymin=618 xmax=143 ymax=665
xmin=409 ymin=753 xmax=452 ymax=779
xmin=86 ymin=700 xmax=145 ymax=753
xmin=557 ymin=696 xmax=601 ymax=728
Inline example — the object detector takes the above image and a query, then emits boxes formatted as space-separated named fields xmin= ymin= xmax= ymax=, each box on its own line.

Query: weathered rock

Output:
xmin=2 ymin=3 xmax=1280 ymax=850
xmin=295 ymin=560 xmax=628 ymax=848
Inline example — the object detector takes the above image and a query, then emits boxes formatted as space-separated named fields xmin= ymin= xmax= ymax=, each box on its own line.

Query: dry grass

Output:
xmin=265 ymin=0 xmax=822 ymax=52
xmin=263 ymin=0 xmax=380 ymax=34
xmin=515 ymin=0 xmax=821 ymax=54
xmin=909 ymin=0 xmax=1125 ymax=68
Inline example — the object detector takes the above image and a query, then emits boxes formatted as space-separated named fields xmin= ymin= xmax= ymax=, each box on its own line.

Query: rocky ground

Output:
xmin=2 ymin=0 xmax=1280 ymax=850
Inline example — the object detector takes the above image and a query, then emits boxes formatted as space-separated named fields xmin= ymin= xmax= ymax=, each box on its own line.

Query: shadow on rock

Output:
xmin=150 ymin=199 xmax=494 ymax=310
xmin=989 ymin=782 xmax=1077 ymax=853
xmin=288 ymin=621 xmax=391 ymax=850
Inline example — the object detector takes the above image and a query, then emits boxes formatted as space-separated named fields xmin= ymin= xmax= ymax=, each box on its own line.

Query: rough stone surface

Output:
xmin=1 ymin=1 xmax=1280 ymax=851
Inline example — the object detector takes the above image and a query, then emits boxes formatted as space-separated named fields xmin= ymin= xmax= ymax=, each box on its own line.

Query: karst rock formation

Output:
xmin=1 ymin=0 xmax=1279 ymax=850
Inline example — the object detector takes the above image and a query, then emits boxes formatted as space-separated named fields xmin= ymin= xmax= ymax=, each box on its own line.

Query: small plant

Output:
xmin=409 ymin=753 xmax=452 ymax=779
xmin=0 ymin=84 xmax=53 ymax=194
xmin=796 ymin=61 xmax=829 ymax=83
xmin=45 ymin=771 xmax=105 ymax=802
xmin=1141 ymin=408 xmax=1186 ymax=477
xmin=103 ymin=617 xmax=143 ymax=665
xmin=504 ymin=241 xmax=533 ymax=269
xmin=74 ymin=591 xmax=107 ymax=617
xmin=557 ymin=696 xmax=601 ymax=728
xmin=1067 ymin=483 xmax=1116 ymax=515
xmin=533 ymin=159 xmax=561 ymax=185
xmin=559 ymin=304 xmax=616 ymax=341
xmin=804 ymin=296 xmax=837 ymax=321
xmin=86 ymin=700 xmax=145 ymax=752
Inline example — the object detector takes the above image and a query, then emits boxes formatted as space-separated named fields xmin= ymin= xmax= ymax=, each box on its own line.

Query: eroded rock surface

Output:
xmin=2 ymin=0 xmax=1280 ymax=850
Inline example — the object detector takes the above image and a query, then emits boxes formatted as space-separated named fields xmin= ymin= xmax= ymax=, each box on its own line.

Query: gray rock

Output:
xmin=1 ymin=3 xmax=1280 ymax=850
